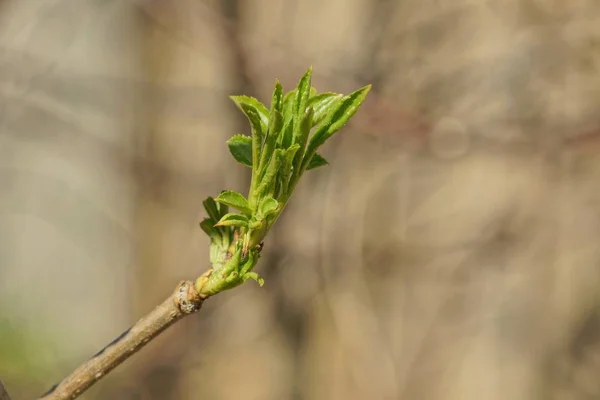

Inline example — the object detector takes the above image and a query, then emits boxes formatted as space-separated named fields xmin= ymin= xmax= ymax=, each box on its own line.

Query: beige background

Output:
xmin=1 ymin=0 xmax=600 ymax=399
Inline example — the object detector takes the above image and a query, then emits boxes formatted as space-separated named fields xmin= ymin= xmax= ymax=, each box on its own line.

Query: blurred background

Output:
xmin=1 ymin=0 xmax=600 ymax=399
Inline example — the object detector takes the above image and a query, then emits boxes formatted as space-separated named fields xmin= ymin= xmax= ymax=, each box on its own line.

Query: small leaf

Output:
xmin=214 ymin=213 xmax=249 ymax=228
xmin=239 ymin=247 xmax=258 ymax=275
xmin=217 ymin=202 xmax=229 ymax=217
xmin=270 ymin=80 xmax=284 ymax=117
xmin=236 ymin=102 xmax=265 ymax=169
xmin=243 ymin=271 xmax=265 ymax=287
xmin=262 ymin=80 xmax=284 ymax=173
xmin=306 ymin=153 xmax=329 ymax=170
xmin=291 ymin=107 xmax=314 ymax=182
xmin=226 ymin=134 xmax=252 ymax=167
xmin=279 ymin=144 xmax=301 ymax=197
xmin=256 ymin=148 xmax=284 ymax=197
xmin=279 ymin=119 xmax=294 ymax=149
xmin=202 ymin=197 xmax=221 ymax=222
xmin=309 ymin=93 xmax=343 ymax=126
xmin=310 ymin=86 xmax=318 ymax=97
xmin=230 ymin=95 xmax=269 ymax=132
xmin=259 ymin=197 xmax=280 ymax=219
xmin=259 ymin=110 xmax=283 ymax=178
xmin=292 ymin=67 xmax=312 ymax=134
xmin=214 ymin=190 xmax=252 ymax=216
xmin=302 ymin=85 xmax=371 ymax=173
xmin=200 ymin=218 xmax=221 ymax=239
xmin=283 ymin=90 xmax=296 ymax=121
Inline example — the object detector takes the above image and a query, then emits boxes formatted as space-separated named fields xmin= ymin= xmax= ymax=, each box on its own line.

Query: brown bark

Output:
xmin=38 ymin=281 xmax=205 ymax=400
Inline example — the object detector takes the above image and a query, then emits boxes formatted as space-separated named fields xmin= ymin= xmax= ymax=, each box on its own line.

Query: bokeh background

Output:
xmin=2 ymin=0 xmax=600 ymax=399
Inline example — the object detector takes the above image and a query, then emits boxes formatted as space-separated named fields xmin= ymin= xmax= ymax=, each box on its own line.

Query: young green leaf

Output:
xmin=302 ymin=85 xmax=371 ymax=172
xmin=214 ymin=213 xmax=250 ymax=228
xmin=310 ymin=86 xmax=318 ymax=98
xmin=263 ymin=80 xmax=284 ymax=171
xmin=259 ymin=110 xmax=283 ymax=178
xmin=239 ymin=246 xmax=258 ymax=274
xmin=230 ymin=95 xmax=269 ymax=133
xmin=202 ymin=197 xmax=221 ymax=222
xmin=259 ymin=196 xmax=280 ymax=219
xmin=278 ymin=143 xmax=301 ymax=197
xmin=256 ymin=149 xmax=284 ymax=197
xmin=226 ymin=134 xmax=252 ymax=167
xmin=200 ymin=218 xmax=221 ymax=239
xmin=279 ymin=119 xmax=294 ymax=149
xmin=236 ymin=102 xmax=265 ymax=169
xmin=309 ymin=93 xmax=343 ymax=126
xmin=291 ymin=107 xmax=314 ymax=180
xmin=270 ymin=80 xmax=284 ymax=117
xmin=306 ymin=153 xmax=329 ymax=170
xmin=293 ymin=66 xmax=312 ymax=122
xmin=242 ymin=271 xmax=264 ymax=287
xmin=216 ymin=202 xmax=229 ymax=217
xmin=283 ymin=90 xmax=296 ymax=121
xmin=214 ymin=190 xmax=252 ymax=216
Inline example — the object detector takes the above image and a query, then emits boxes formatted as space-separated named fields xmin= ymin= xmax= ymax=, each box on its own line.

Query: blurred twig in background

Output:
xmin=0 ymin=381 xmax=12 ymax=400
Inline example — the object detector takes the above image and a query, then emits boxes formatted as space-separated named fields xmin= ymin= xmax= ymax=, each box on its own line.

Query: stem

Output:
xmin=38 ymin=281 xmax=206 ymax=400
xmin=248 ymin=170 xmax=258 ymax=210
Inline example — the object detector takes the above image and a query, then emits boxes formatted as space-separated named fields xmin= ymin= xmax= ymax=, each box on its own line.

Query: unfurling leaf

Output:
xmin=270 ymin=80 xmax=284 ymax=117
xmin=290 ymin=68 xmax=312 ymax=178
xmin=279 ymin=144 xmax=301 ymax=197
xmin=217 ymin=202 xmax=229 ymax=216
xmin=214 ymin=213 xmax=250 ymax=228
xmin=302 ymin=85 xmax=371 ymax=172
xmin=226 ymin=134 xmax=252 ymax=167
xmin=214 ymin=190 xmax=252 ymax=216
xmin=230 ymin=95 xmax=269 ymax=132
xmin=256 ymin=149 xmax=284 ymax=197
xmin=261 ymin=80 xmax=284 ymax=174
xmin=259 ymin=197 xmax=280 ymax=219
xmin=293 ymin=67 xmax=312 ymax=126
xmin=200 ymin=218 xmax=220 ymax=238
xmin=202 ymin=197 xmax=221 ymax=222
xmin=291 ymin=107 xmax=314 ymax=182
xmin=309 ymin=93 xmax=343 ymax=126
xmin=278 ymin=119 xmax=294 ymax=149
xmin=243 ymin=271 xmax=264 ymax=287
xmin=283 ymin=90 xmax=295 ymax=122
xmin=306 ymin=153 xmax=329 ymax=170
xmin=259 ymin=110 xmax=283 ymax=178
xmin=234 ymin=101 xmax=265 ymax=169
xmin=239 ymin=247 xmax=258 ymax=275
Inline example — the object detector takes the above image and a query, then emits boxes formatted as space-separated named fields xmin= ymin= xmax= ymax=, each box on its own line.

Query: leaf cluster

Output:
xmin=197 ymin=67 xmax=370 ymax=295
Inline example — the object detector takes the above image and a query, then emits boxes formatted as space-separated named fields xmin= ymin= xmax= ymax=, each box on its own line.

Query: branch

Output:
xmin=38 ymin=280 xmax=205 ymax=400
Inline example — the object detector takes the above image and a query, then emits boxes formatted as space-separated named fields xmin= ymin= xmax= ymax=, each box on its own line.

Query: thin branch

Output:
xmin=38 ymin=280 xmax=206 ymax=400
xmin=0 ymin=381 xmax=13 ymax=400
